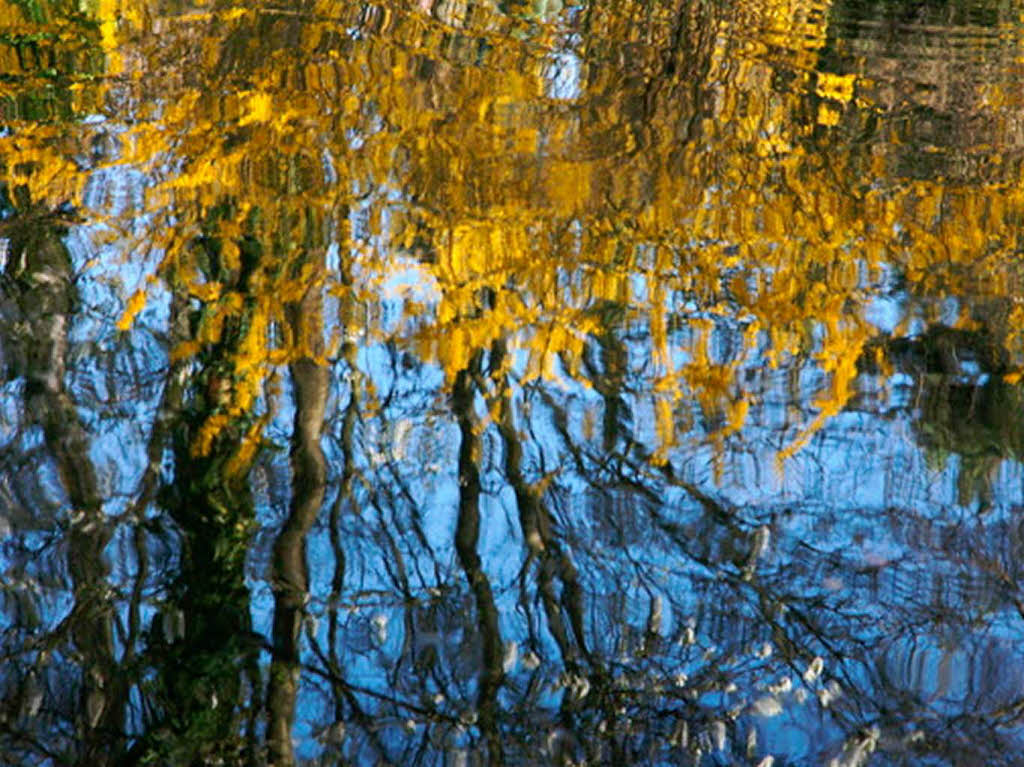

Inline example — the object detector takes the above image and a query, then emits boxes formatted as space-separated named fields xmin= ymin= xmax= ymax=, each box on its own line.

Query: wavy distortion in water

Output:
xmin=1 ymin=0 xmax=1024 ymax=764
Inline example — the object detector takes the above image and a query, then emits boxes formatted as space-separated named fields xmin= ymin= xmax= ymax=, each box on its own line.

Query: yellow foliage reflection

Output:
xmin=4 ymin=0 xmax=1024 ymax=470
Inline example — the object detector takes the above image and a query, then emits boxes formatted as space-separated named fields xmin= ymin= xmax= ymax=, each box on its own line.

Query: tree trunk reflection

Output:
xmin=267 ymin=240 xmax=330 ymax=766
xmin=1 ymin=204 xmax=127 ymax=765
xmin=452 ymin=353 xmax=504 ymax=764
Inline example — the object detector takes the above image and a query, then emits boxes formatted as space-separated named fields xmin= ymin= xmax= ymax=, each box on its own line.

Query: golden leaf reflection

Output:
xmin=3 ymin=0 xmax=1024 ymax=468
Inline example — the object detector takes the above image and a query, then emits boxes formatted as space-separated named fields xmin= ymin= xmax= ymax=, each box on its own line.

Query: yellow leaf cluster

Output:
xmin=5 ymin=0 xmax=1024 ymax=476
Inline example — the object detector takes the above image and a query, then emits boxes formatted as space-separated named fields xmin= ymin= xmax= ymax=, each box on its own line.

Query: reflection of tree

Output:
xmin=0 ymin=180 xmax=150 ymax=767
xmin=266 ymin=222 xmax=331 ymax=767
xmin=867 ymin=325 xmax=1024 ymax=507
xmin=123 ymin=207 xmax=267 ymax=765
xmin=4 ymin=0 xmax=1024 ymax=763
xmin=0 ymin=4 xmax=155 ymax=761
xmin=451 ymin=351 xmax=505 ymax=763
xmin=12 ymin=0 xmax=1024 ymax=466
xmin=830 ymin=0 xmax=1024 ymax=184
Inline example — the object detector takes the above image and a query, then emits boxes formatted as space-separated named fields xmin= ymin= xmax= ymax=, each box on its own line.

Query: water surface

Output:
xmin=1 ymin=0 xmax=1024 ymax=764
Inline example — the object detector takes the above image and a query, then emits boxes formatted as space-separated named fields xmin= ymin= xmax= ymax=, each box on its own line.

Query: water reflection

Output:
xmin=2 ymin=0 xmax=1024 ymax=763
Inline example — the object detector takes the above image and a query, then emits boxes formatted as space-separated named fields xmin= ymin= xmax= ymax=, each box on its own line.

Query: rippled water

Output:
xmin=1 ymin=0 xmax=1024 ymax=764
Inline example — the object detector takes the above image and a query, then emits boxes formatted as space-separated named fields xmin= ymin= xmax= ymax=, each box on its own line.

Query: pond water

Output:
xmin=1 ymin=0 xmax=1024 ymax=764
